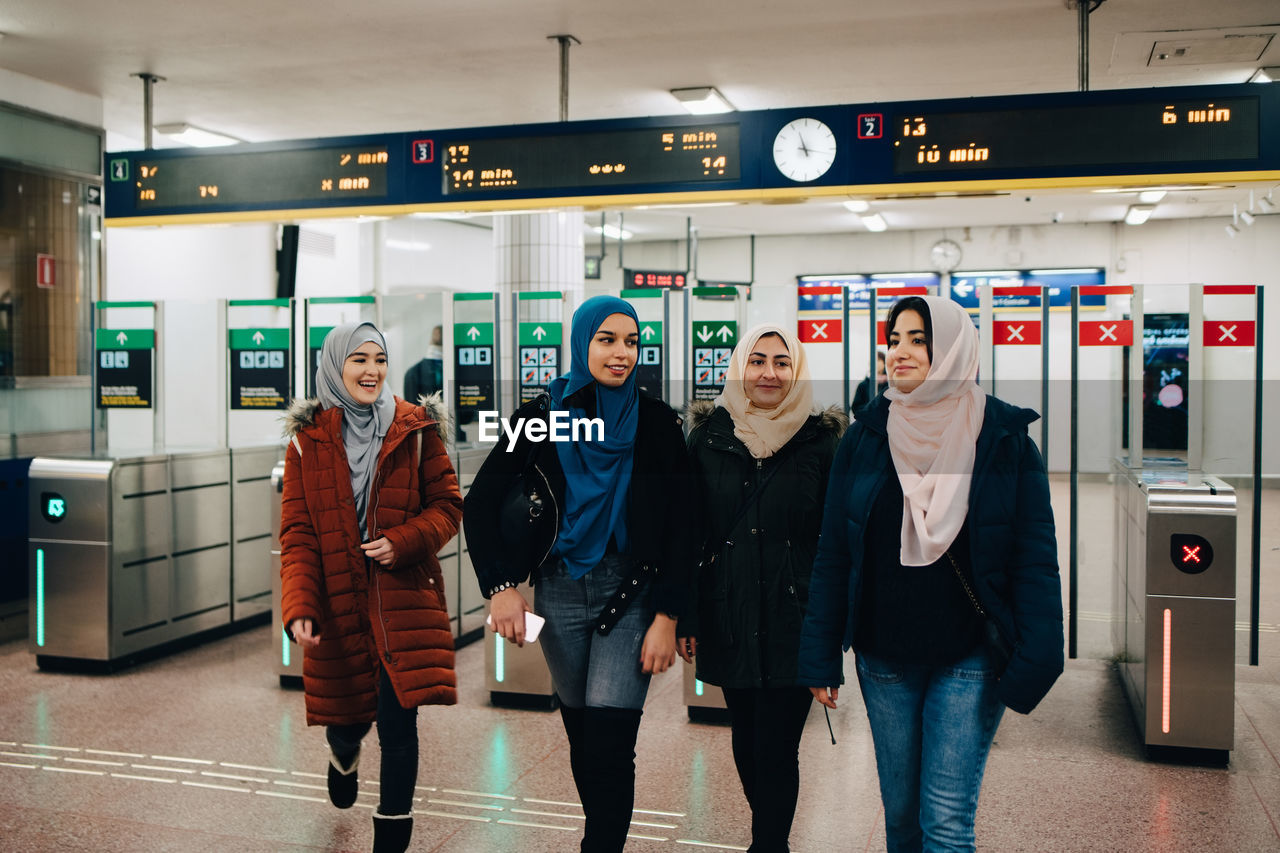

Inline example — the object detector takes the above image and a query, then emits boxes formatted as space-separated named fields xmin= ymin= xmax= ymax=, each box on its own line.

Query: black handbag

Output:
xmin=498 ymin=443 xmax=557 ymax=574
xmin=944 ymin=549 xmax=1014 ymax=671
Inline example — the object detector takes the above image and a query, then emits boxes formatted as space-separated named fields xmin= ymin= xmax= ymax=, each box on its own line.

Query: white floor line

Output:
xmin=23 ymin=743 xmax=79 ymax=752
xmin=131 ymin=763 xmax=194 ymax=774
xmin=65 ymin=758 xmax=127 ymax=767
xmin=86 ymin=749 xmax=146 ymax=758
xmin=440 ymin=787 xmax=517 ymax=800
xmin=425 ymin=798 xmax=505 ymax=811
xmin=255 ymin=790 xmax=326 ymax=803
xmin=272 ymin=780 xmax=327 ymax=792
xmin=635 ymin=807 xmax=686 ymax=817
xmin=508 ymin=808 xmax=585 ymax=821
xmin=290 ymin=770 xmax=324 ymax=779
xmin=496 ymin=818 xmax=578 ymax=832
xmin=111 ymin=773 xmax=177 ymax=784
xmin=200 ymin=770 xmax=270 ymax=784
xmin=624 ymin=831 xmax=669 ymax=842
xmin=0 ymin=761 xmax=37 ymax=769
xmin=43 ymin=766 xmax=104 ymax=776
xmin=152 ymin=754 xmax=215 ymax=765
xmin=413 ymin=808 xmax=492 ymax=823
xmin=181 ymin=780 xmax=250 ymax=793
xmin=674 ymin=841 xmax=748 ymax=851
xmin=522 ymin=797 xmax=582 ymax=808
xmin=631 ymin=819 xmax=680 ymax=829
xmin=2 ymin=750 xmax=56 ymax=760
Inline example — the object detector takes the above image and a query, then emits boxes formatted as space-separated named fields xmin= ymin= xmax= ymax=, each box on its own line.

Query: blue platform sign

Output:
xmin=949 ymin=269 xmax=1106 ymax=311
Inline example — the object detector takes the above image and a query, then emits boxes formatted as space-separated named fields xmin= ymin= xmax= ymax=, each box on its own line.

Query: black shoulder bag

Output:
xmin=944 ymin=549 xmax=1014 ymax=672
xmin=498 ymin=398 xmax=557 ymax=577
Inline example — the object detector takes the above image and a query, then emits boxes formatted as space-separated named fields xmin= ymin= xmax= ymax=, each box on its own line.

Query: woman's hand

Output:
xmin=489 ymin=587 xmax=533 ymax=646
xmin=290 ymin=618 xmax=321 ymax=649
xmin=641 ymin=613 xmax=678 ymax=674
xmin=360 ymin=537 xmax=396 ymax=566
xmin=810 ymin=685 xmax=839 ymax=710
xmin=676 ymin=635 xmax=697 ymax=664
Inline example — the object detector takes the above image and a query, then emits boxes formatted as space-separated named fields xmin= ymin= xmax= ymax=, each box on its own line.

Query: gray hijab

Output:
xmin=315 ymin=322 xmax=396 ymax=540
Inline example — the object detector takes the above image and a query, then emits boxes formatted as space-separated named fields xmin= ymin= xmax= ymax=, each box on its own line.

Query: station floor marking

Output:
xmin=0 ymin=739 xmax=750 ymax=849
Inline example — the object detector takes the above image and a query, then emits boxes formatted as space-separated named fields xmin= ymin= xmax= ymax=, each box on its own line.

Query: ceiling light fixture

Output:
xmin=1137 ymin=190 xmax=1167 ymax=204
xmin=859 ymin=212 xmax=888 ymax=232
xmin=1259 ymin=194 xmax=1277 ymax=213
xmin=670 ymin=86 xmax=735 ymax=115
xmin=1225 ymin=223 xmax=1239 ymax=237
xmin=1240 ymin=210 xmax=1256 ymax=226
xmin=155 ymin=122 xmax=241 ymax=147
xmin=593 ymin=223 xmax=633 ymax=240
xmin=843 ymin=199 xmax=871 ymax=213
xmin=1248 ymin=66 xmax=1280 ymax=83
xmin=1123 ymin=204 xmax=1155 ymax=225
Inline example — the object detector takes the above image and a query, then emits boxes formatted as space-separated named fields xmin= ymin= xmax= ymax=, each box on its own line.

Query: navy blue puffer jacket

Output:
xmin=796 ymin=393 xmax=1064 ymax=714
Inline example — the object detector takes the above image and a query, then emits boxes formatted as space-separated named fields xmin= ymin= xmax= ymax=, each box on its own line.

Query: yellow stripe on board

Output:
xmin=104 ymin=170 xmax=1280 ymax=228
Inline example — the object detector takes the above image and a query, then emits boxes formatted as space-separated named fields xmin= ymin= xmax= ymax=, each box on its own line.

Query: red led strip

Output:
xmin=1203 ymin=285 xmax=1256 ymax=295
xmin=1162 ymin=608 xmax=1172 ymax=735
xmin=1080 ymin=285 xmax=1134 ymax=295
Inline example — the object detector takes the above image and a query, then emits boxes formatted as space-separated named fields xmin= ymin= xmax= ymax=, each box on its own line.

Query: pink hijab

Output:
xmin=884 ymin=296 xmax=986 ymax=566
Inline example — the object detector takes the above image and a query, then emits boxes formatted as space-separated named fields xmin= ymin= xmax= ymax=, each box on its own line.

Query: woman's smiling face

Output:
xmin=587 ymin=313 xmax=639 ymax=387
xmin=342 ymin=341 xmax=387 ymax=404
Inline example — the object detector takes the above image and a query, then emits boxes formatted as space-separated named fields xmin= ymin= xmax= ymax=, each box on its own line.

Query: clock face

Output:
xmin=772 ymin=118 xmax=837 ymax=183
xmin=931 ymin=239 xmax=963 ymax=272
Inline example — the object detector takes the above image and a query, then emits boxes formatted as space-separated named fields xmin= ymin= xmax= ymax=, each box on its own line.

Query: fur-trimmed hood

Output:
xmin=684 ymin=398 xmax=848 ymax=438
xmin=282 ymin=391 xmax=451 ymax=441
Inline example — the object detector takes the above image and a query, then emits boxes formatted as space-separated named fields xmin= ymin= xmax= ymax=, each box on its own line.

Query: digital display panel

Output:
xmin=893 ymin=97 xmax=1259 ymax=175
xmin=133 ymin=144 xmax=391 ymax=209
xmin=442 ymin=124 xmax=740 ymax=195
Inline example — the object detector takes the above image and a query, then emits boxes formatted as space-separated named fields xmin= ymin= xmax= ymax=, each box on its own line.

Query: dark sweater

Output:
xmin=853 ymin=471 xmax=982 ymax=665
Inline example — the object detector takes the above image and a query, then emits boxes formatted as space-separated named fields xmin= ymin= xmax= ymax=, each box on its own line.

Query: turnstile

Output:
xmin=1113 ymin=460 xmax=1236 ymax=760
xmin=270 ymin=460 xmax=303 ymax=685
xmin=29 ymin=448 xmax=277 ymax=669
xmin=683 ymin=662 xmax=729 ymax=723
xmin=484 ymin=581 xmax=556 ymax=708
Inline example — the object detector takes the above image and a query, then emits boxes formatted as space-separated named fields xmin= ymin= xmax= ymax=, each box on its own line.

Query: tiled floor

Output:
xmin=1 ymin=480 xmax=1277 ymax=852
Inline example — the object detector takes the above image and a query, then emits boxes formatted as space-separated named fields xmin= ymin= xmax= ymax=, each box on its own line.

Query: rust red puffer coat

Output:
xmin=281 ymin=396 xmax=463 ymax=725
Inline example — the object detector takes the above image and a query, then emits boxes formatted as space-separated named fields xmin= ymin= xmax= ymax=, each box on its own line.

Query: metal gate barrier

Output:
xmin=1113 ymin=459 xmax=1235 ymax=762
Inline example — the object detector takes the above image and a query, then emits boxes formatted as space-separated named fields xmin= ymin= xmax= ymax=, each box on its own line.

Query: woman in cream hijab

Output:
xmin=797 ymin=296 xmax=1063 ymax=852
xmin=679 ymin=323 xmax=846 ymax=853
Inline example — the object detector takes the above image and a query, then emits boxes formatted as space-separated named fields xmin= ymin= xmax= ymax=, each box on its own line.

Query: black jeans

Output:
xmin=326 ymin=668 xmax=419 ymax=816
xmin=721 ymin=685 xmax=814 ymax=853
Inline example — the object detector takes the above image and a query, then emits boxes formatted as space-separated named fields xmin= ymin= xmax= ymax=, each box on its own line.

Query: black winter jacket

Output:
xmin=796 ymin=393 xmax=1064 ymax=714
xmin=463 ymin=391 xmax=696 ymax=619
xmin=683 ymin=402 xmax=846 ymax=689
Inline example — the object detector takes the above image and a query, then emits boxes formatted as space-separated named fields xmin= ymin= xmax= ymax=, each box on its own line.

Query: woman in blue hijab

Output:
xmin=465 ymin=295 xmax=695 ymax=853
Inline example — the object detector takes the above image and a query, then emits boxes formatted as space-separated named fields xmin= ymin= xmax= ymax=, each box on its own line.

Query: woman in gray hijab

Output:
xmin=281 ymin=321 xmax=463 ymax=853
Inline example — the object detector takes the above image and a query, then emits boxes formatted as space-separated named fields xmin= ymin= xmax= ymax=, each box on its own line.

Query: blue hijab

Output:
xmin=548 ymin=296 xmax=640 ymax=578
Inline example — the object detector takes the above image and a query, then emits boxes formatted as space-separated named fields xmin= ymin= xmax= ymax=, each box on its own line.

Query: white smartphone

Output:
xmin=486 ymin=611 xmax=546 ymax=644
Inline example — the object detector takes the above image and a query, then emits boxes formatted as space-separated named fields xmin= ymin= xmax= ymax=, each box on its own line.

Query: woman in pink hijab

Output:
xmin=797 ymin=295 xmax=1063 ymax=852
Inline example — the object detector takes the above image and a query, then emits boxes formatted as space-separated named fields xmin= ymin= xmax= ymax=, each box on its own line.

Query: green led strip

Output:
xmin=282 ymin=629 xmax=291 ymax=667
xmin=36 ymin=548 xmax=45 ymax=647
xmin=695 ymin=679 xmax=704 ymax=697
xmin=494 ymin=632 xmax=505 ymax=683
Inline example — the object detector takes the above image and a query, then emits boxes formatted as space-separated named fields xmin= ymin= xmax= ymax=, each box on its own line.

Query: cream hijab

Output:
xmin=716 ymin=323 xmax=814 ymax=458
xmin=884 ymin=296 xmax=986 ymax=566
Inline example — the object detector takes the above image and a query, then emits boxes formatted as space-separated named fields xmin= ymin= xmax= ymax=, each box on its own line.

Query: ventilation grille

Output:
xmin=298 ymin=228 xmax=336 ymax=257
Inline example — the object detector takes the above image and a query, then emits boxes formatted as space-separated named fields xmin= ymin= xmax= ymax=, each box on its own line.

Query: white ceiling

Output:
xmin=3 ymin=0 xmax=1279 ymax=239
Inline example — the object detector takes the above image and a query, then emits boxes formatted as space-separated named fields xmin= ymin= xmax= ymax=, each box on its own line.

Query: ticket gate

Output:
xmin=484 ymin=581 xmax=556 ymax=708
xmin=1113 ymin=460 xmax=1236 ymax=762
xmin=684 ymin=663 xmax=729 ymax=723
xmin=28 ymin=448 xmax=273 ymax=669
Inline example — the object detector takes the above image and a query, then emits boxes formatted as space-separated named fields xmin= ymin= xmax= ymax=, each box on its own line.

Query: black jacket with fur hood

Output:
xmin=683 ymin=401 xmax=847 ymax=689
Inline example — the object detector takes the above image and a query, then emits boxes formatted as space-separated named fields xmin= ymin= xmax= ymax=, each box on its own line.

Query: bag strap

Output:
xmin=944 ymin=549 xmax=988 ymax=618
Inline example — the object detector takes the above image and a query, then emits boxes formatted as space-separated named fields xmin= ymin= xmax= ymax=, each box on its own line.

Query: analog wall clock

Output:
xmin=772 ymin=118 xmax=837 ymax=183
xmin=930 ymin=238 xmax=963 ymax=273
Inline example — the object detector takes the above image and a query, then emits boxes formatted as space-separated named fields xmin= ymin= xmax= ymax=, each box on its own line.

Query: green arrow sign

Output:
xmin=308 ymin=326 xmax=335 ymax=349
xmin=95 ymin=328 xmax=155 ymax=350
xmin=454 ymin=323 xmax=494 ymax=346
xmin=519 ymin=323 xmax=562 ymax=346
xmin=639 ymin=322 xmax=663 ymax=344
xmin=691 ymin=321 xmax=737 ymax=347
xmin=229 ymin=328 xmax=290 ymax=349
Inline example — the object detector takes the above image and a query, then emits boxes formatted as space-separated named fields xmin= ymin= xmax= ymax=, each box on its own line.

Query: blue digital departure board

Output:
xmin=104 ymin=83 xmax=1280 ymax=221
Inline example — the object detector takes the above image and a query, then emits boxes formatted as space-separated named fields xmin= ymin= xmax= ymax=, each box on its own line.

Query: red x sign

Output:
xmin=1181 ymin=545 xmax=1201 ymax=564
xmin=1079 ymin=320 xmax=1133 ymax=346
xmin=798 ymin=318 xmax=843 ymax=343
xmin=993 ymin=320 xmax=1041 ymax=345
xmin=1203 ymin=320 xmax=1255 ymax=347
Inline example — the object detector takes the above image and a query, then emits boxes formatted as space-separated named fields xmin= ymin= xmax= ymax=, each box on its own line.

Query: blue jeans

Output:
xmin=855 ymin=647 xmax=1004 ymax=853
xmin=535 ymin=555 xmax=653 ymax=710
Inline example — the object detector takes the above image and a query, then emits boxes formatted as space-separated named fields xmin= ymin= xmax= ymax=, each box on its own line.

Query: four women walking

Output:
xmin=281 ymin=295 xmax=1063 ymax=852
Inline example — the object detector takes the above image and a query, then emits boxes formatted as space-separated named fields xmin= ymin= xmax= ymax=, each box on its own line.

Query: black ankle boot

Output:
xmin=327 ymin=749 xmax=360 ymax=809
xmin=579 ymin=707 xmax=643 ymax=853
xmin=372 ymin=812 xmax=413 ymax=853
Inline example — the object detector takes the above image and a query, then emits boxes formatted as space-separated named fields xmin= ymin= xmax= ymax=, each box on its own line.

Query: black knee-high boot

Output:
xmin=580 ymin=707 xmax=643 ymax=853
xmin=560 ymin=704 xmax=591 ymax=809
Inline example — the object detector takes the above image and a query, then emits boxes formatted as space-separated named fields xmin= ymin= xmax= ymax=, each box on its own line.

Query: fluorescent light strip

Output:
xmin=494 ymin=634 xmax=504 ymax=683
xmin=36 ymin=548 xmax=44 ymax=647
